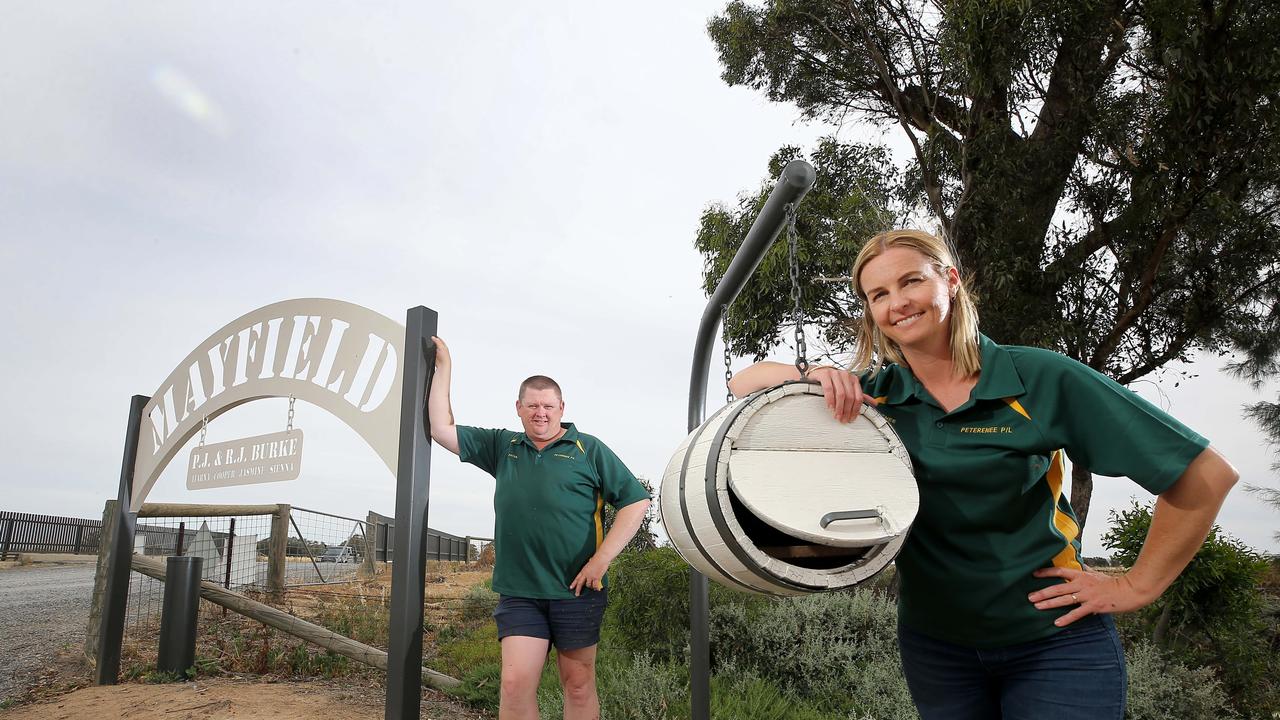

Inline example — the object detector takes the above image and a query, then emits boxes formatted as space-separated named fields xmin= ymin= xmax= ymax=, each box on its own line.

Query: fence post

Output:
xmin=267 ymin=505 xmax=290 ymax=594
xmin=74 ymin=524 xmax=85 ymax=555
xmin=84 ymin=500 xmax=117 ymax=659
xmin=362 ymin=512 xmax=378 ymax=577
xmin=223 ymin=518 xmax=236 ymax=589
xmin=0 ymin=517 xmax=12 ymax=560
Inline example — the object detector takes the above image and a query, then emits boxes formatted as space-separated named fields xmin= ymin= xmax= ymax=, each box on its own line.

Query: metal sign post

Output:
xmin=385 ymin=306 xmax=439 ymax=720
xmin=95 ymin=394 xmax=148 ymax=684
xmin=685 ymin=160 xmax=816 ymax=720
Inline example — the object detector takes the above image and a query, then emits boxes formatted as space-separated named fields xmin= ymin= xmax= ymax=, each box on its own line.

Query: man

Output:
xmin=427 ymin=336 xmax=651 ymax=720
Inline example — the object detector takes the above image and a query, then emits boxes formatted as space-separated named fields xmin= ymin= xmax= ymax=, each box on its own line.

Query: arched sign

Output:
xmin=131 ymin=297 xmax=405 ymax=510
xmin=101 ymin=298 xmax=439 ymax=719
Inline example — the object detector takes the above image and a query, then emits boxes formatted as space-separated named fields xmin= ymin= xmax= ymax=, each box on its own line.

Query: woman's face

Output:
xmin=859 ymin=246 xmax=959 ymax=352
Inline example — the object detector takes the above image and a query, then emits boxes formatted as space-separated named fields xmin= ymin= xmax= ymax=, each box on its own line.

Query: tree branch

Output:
xmin=827 ymin=0 xmax=951 ymax=227
xmin=1092 ymin=219 xmax=1182 ymax=367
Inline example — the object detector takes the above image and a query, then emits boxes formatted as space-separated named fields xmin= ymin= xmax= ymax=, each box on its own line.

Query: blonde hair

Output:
xmin=850 ymin=229 xmax=981 ymax=378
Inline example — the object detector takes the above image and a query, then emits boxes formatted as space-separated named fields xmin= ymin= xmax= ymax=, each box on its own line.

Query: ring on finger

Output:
xmin=1071 ymin=593 xmax=1080 ymax=603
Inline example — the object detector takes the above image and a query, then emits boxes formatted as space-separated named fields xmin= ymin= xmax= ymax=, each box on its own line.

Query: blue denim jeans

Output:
xmin=897 ymin=615 xmax=1126 ymax=720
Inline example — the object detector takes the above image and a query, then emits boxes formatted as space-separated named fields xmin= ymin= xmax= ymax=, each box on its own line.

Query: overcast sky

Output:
xmin=2 ymin=1 xmax=1276 ymax=559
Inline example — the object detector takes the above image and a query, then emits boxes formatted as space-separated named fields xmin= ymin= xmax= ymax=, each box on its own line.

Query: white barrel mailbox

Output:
xmin=660 ymin=382 xmax=917 ymax=596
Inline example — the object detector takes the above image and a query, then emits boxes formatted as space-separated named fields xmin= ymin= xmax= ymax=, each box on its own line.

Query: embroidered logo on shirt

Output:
xmin=960 ymin=426 xmax=1014 ymax=434
xmin=552 ymin=453 xmax=576 ymax=461
xmin=507 ymin=452 xmax=519 ymax=459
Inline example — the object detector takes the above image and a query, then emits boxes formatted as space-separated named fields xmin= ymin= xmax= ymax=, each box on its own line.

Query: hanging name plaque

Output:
xmin=187 ymin=429 xmax=305 ymax=490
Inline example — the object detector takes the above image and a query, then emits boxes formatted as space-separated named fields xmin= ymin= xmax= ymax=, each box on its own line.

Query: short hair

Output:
xmin=850 ymin=229 xmax=982 ymax=378
xmin=518 ymin=375 xmax=562 ymax=402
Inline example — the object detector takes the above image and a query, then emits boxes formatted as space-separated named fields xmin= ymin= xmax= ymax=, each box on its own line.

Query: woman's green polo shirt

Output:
xmin=860 ymin=335 xmax=1208 ymax=648
xmin=457 ymin=422 xmax=650 ymax=600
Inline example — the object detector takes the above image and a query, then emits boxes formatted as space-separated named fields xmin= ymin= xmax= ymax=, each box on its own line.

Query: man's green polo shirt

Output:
xmin=860 ymin=335 xmax=1208 ymax=648
xmin=457 ymin=422 xmax=650 ymax=599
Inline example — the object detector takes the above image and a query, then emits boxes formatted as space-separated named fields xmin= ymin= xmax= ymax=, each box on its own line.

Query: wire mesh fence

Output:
xmin=283 ymin=507 xmax=368 ymax=586
xmin=125 ymin=511 xmax=275 ymax=640
xmin=119 ymin=503 xmax=488 ymax=647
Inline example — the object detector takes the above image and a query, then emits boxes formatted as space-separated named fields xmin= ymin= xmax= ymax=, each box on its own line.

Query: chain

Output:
xmin=786 ymin=203 xmax=810 ymax=377
xmin=722 ymin=305 xmax=734 ymax=404
xmin=198 ymin=416 xmax=207 ymax=447
xmin=287 ymin=395 xmax=296 ymax=432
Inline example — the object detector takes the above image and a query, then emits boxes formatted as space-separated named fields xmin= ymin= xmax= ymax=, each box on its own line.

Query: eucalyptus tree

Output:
xmin=697 ymin=0 xmax=1280 ymax=528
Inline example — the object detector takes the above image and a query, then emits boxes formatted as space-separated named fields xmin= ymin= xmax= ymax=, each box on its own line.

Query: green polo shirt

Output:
xmin=860 ymin=335 xmax=1208 ymax=648
xmin=456 ymin=422 xmax=650 ymax=599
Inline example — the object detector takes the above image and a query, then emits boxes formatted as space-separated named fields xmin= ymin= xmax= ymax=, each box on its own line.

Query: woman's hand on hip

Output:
xmin=1028 ymin=565 xmax=1157 ymax=627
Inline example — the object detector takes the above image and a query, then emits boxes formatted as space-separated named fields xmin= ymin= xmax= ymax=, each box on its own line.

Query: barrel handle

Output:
xmin=819 ymin=508 xmax=880 ymax=528
xmin=819 ymin=508 xmax=897 ymax=544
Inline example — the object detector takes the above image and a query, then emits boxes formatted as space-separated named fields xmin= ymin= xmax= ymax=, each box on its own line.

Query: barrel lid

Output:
xmin=724 ymin=383 xmax=917 ymax=548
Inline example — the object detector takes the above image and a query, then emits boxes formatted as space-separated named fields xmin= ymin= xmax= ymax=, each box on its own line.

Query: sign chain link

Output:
xmin=786 ymin=203 xmax=810 ymax=377
xmin=287 ymin=395 xmax=296 ymax=432
xmin=198 ymin=416 xmax=207 ymax=447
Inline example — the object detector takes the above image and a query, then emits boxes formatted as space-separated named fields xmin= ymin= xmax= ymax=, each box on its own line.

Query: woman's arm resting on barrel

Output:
xmin=728 ymin=362 xmax=871 ymax=423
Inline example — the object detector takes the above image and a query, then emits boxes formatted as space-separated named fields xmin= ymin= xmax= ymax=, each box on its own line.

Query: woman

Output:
xmin=728 ymin=229 xmax=1237 ymax=719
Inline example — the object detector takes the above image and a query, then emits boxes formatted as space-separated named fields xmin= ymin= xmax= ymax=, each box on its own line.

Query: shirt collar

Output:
xmin=971 ymin=334 xmax=1026 ymax=400
xmin=515 ymin=422 xmax=579 ymax=449
xmin=874 ymin=334 xmax=1025 ymax=404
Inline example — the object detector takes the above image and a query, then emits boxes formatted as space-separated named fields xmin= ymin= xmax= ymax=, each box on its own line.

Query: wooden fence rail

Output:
xmin=129 ymin=553 xmax=459 ymax=690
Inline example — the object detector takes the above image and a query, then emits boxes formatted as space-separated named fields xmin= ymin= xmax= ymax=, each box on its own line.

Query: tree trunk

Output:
xmin=1152 ymin=601 xmax=1173 ymax=648
xmin=1070 ymin=462 xmax=1094 ymax=534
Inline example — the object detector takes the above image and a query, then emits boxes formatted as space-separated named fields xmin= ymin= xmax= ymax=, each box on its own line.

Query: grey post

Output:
xmin=685 ymin=159 xmax=816 ymax=720
xmin=156 ymin=555 xmax=203 ymax=675
xmin=385 ymin=305 xmax=439 ymax=720
xmin=96 ymin=394 xmax=150 ymax=684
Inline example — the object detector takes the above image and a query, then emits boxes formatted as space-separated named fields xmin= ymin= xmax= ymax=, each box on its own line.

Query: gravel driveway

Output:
xmin=0 ymin=563 xmax=96 ymax=702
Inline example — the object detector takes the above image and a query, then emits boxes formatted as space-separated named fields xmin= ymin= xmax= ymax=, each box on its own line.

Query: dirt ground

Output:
xmin=0 ymin=559 xmax=493 ymax=720
xmin=0 ymin=675 xmax=483 ymax=720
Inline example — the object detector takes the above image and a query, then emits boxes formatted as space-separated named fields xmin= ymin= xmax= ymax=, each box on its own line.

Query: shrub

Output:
xmin=539 ymin=651 xmax=686 ymax=720
xmin=699 ymin=670 xmax=845 ymax=720
xmin=604 ymin=547 xmax=770 ymax=662
xmin=1104 ymin=500 xmax=1277 ymax=715
xmin=710 ymin=590 xmax=914 ymax=718
xmin=1125 ymin=641 xmax=1238 ymax=720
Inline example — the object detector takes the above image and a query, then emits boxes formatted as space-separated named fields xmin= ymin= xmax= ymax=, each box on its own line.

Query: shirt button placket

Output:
xmin=927 ymin=414 xmax=948 ymax=448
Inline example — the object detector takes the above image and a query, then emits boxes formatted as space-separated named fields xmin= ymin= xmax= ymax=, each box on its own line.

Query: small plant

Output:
xmin=461 ymin=583 xmax=499 ymax=623
xmin=140 ymin=669 xmax=187 ymax=684
xmin=448 ymin=663 xmax=502 ymax=713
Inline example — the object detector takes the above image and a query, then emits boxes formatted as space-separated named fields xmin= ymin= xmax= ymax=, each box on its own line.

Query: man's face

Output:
xmin=516 ymin=387 xmax=564 ymax=442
